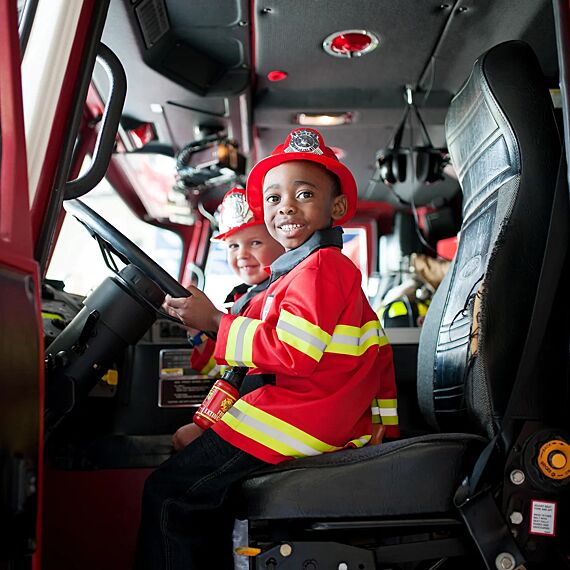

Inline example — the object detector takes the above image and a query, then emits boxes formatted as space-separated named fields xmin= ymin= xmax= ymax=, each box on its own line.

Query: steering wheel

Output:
xmin=64 ymin=198 xmax=190 ymax=298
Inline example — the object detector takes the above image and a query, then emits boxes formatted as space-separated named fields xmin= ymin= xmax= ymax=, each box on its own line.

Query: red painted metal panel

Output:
xmin=0 ymin=1 xmax=44 ymax=567
xmin=42 ymin=467 xmax=150 ymax=570
xmin=0 ymin=0 xmax=32 ymax=259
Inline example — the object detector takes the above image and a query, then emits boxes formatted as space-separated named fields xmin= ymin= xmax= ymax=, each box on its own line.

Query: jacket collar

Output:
xmin=268 ymin=226 xmax=344 ymax=284
xmin=224 ymin=282 xmax=251 ymax=305
xmin=230 ymin=279 xmax=269 ymax=315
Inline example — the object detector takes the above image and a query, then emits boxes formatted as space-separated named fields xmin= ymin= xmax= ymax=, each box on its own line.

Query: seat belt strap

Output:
xmin=455 ymin=489 xmax=526 ymax=570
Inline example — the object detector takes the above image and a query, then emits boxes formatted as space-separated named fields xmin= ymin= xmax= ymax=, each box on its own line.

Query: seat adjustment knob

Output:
xmin=537 ymin=439 xmax=570 ymax=480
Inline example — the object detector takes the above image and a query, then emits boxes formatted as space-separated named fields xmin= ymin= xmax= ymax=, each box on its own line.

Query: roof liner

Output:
xmin=102 ymin=0 xmax=558 ymax=208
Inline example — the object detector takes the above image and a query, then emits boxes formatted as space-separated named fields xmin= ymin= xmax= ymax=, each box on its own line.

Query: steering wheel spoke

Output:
xmin=63 ymin=198 xmax=190 ymax=298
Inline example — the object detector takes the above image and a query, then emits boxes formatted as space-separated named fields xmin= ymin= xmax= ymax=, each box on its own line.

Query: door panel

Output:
xmin=0 ymin=0 xmax=43 ymax=566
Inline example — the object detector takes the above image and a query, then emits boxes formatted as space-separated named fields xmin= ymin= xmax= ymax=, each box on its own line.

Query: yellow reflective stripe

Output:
xmin=418 ymin=302 xmax=429 ymax=317
xmin=381 ymin=416 xmax=399 ymax=426
xmin=241 ymin=318 xmax=260 ymax=367
xmin=326 ymin=342 xmax=370 ymax=356
xmin=388 ymin=301 xmax=408 ymax=318
xmin=221 ymin=399 xmax=343 ymax=458
xmin=363 ymin=320 xmax=382 ymax=334
xmin=326 ymin=320 xmax=389 ymax=356
xmin=276 ymin=328 xmax=323 ymax=361
xmin=225 ymin=316 xmax=245 ymax=365
xmin=236 ymin=400 xmax=340 ymax=452
xmin=279 ymin=310 xmax=331 ymax=345
xmin=371 ymin=398 xmax=381 ymax=423
xmin=346 ymin=435 xmax=371 ymax=448
xmin=332 ymin=324 xmax=360 ymax=337
xmin=358 ymin=335 xmax=383 ymax=353
xmin=222 ymin=411 xmax=311 ymax=458
xmin=200 ymin=355 xmax=217 ymax=375
xmin=378 ymin=398 xmax=398 ymax=425
xmin=225 ymin=316 xmax=262 ymax=367
xmin=333 ymin=320 xmax=379 ymax=337
xmin=276 ymin=310 xmax=331 ymax=362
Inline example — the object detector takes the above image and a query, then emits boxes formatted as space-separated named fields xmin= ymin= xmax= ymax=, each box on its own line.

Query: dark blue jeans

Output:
xmin=134 ymin=428 xmax=268 ymax=570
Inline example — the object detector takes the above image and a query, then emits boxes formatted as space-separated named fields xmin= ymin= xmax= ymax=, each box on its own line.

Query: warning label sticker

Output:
xmin=529 ymin=500 xmax=557 ymax=536
xmin=158 ymin=377 xmax=210 ymax=408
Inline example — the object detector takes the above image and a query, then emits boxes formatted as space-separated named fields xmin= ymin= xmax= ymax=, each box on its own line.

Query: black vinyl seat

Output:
xmin=238 ymin=41 xmax=566 ymax=567
xmin=241 ymin=433 xmax=485 ymax=520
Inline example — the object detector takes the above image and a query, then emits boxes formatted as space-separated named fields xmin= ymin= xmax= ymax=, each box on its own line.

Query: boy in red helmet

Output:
xmin=171 ymin=187 xmax=284 ymax=450
xmin=135 ymin=128 xmax=398 ymax=570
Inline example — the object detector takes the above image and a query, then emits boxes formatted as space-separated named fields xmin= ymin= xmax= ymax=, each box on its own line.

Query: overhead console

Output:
xmin=130 ymin=0 xmax=251 ymax=96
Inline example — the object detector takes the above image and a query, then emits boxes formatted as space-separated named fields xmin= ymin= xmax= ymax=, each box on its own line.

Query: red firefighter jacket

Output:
xmin=212 ymin=228 xmax=399 ymax=464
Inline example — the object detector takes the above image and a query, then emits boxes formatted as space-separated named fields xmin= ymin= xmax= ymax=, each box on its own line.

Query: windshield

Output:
xmin=47 ymin=176 xmax=183 ymax=296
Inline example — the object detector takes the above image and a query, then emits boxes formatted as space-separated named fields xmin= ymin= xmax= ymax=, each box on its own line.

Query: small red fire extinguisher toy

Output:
xmin=193 ymin=367 xmax=247 ymax=429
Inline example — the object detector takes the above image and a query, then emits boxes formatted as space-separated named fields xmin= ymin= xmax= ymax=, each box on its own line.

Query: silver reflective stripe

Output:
xmin=330 ymin=325 xmax=381 ymax=347
xmin=233 ymin=318 xmax=251 ymax=366
xmin=276 ymin=318 xmax=328 ymax=353
xmin=360 ymin=327 xmax=380 ymax=343
xmin=380 ymin=407 xmax=398 ymax=417
xmin=225 ymin=406 xmax=322 ymax=457
xmin=329 ymin=333 xmax=360 ymax=346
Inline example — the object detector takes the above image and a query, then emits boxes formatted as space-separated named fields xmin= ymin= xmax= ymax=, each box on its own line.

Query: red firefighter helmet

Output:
xmin=213 ymin=187 xmax=265 ymax=241
xmin=246 ymin=128 xmax=357 ymax=226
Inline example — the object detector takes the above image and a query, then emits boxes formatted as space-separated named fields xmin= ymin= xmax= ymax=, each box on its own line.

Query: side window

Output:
xmin=47 ymin=177 xmax=183 ymax=296
xmin=342 ymin=227 xmax=369 ymax=291
xmin=203 ymin=241 xmax=242 ymax=310
xmin=342 ymin=227 xmax=367 ymax=274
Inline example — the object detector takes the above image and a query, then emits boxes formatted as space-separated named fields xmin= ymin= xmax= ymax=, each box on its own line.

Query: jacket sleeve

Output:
xmin=214 ymin=264 xmax=351 ymax=377
xmin=190 ymin=337 xmax=217 ymax=374
xmin=371 ymin=342 xmax=400 ymax=439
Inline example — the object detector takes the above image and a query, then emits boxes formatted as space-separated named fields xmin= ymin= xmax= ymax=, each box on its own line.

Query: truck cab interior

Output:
xmin=1 ymin=0 xmax=570 ymax=569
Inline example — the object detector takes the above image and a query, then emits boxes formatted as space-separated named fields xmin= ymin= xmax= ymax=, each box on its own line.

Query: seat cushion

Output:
xmin=240 ymin=433 xmax=486 ymax=520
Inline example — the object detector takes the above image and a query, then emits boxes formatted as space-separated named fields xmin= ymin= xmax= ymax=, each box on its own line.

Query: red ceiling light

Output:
xmin=267 ymin=70 xmax=288 ymax=82
xmin=323 ymin=30 xmax=379 ymax=58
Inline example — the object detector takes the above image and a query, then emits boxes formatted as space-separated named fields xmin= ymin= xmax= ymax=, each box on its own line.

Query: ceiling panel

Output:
xmin=254 ymin=0 xmax=448 ymax=96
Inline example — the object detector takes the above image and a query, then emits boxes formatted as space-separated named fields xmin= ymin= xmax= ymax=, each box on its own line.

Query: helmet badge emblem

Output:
xmin=285 ymin=129 xmax=323 ymax=154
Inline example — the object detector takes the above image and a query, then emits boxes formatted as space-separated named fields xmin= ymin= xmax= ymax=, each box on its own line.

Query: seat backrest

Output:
xmin=417 ymin=41 xmax=562 ymax=438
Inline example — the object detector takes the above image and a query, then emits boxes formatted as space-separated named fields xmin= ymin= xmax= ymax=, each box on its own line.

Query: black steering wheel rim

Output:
xmin=64 ymin=198 xmax=190 ymax=298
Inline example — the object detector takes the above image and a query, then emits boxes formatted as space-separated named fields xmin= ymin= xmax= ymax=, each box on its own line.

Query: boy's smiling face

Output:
xmin=225 ymin=224 xmax=284 ymax=284
xmin=263 ymin=161 xmax=347 ymax=250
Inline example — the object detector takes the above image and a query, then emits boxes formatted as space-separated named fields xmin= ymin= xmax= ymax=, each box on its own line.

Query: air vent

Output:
xmin=135 ymin=0 xmax=170 ymax=49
